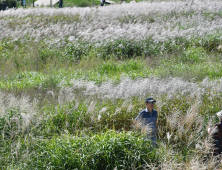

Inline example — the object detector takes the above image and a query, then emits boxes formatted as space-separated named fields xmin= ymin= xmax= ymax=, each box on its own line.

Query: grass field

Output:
xmin=1 ymin=0 xmax=222 ymax=169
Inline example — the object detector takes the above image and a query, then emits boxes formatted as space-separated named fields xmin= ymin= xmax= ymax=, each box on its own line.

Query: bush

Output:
xmin=15 ymin=131 xmax=157 ymax=170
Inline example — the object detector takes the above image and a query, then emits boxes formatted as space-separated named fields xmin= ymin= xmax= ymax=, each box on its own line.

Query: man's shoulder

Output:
xmin=153 ymin=109 xmax=157 ymax=113
xmin=139 ymin=109 xmax=158 ymax=114
xmin=142 ymin=109 xmax=147 ymax=112
xmin=152 ymin=109 xmax=158 ymax=117
xmin=139 ymin=109 xmax=147 ymax=114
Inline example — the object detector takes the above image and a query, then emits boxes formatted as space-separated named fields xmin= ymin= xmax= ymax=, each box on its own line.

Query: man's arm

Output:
xmin=155 ymin=111 xmax=158 ymax=127
xmin=133 ymin=112 xmax=144 ymax=130
xmin=133 ymin=119 xmax=142 ymax=130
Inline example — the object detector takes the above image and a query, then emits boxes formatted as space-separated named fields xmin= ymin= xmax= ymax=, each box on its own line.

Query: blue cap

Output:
xmin=145 ymin=97 xmax=156 ymax=103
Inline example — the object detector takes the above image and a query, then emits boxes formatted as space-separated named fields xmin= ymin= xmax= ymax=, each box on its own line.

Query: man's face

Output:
xmin=146 ymin=101 xmax=155 ymax=110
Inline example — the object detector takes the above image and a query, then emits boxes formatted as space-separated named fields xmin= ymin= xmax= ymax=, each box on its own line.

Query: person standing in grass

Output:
xmin=59 ymin=0 xmax=63 ymax=8
xmin=134 ymin=97 xmax=158 ymax=147
xmin=101 ymin=0 xmax=105 ymax=6
xmin=208 ymin=110 xmax=222 ymax=156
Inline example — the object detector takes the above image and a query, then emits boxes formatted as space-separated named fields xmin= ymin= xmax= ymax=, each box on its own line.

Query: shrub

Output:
xmin=15 ymin=131 xmax=157 ymax=170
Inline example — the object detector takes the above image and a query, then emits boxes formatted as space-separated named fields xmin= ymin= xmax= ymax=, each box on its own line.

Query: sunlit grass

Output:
xmin=1 ymin=1 xmax=222 ymax=169
xmin=0 ymin=85 xmax=221 ymax=169
xmin=1 ymin=51 xmax=222 ymax=91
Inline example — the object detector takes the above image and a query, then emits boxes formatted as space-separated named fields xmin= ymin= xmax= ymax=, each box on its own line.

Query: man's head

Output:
xmin=145 ymin=97 xmax=156 ymax=110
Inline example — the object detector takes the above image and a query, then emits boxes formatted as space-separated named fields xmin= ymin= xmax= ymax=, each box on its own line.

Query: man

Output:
xmin=208 ymin=110 xmax=222 ymax=155
xmin=134 ymin=97 xmax=158 ymax=147
xmin=59 ymin=0 xmax=63 ymax=8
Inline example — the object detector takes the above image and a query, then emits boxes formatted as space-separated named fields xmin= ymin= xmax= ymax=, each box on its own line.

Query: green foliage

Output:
xmin=4 ymin=131 xmax=157 ymax=170
xmin=1 ymin=87 xmax=221 ymax=169
xmin=64 ymin=43 xmax=88 ymax=62
xmin=78 ymin=1 xmax=91 ymax=7
xmin=97 ymin=59 xmax=144 ymax=76
xmin=42 ymin=131 xmax=155 ymax=170
xmin=181 ymin=47 xmax=207 ymax=63
xmin=60 ymin=0 xmax=101 ymax=7
xmin=2 ymin=6 xmax=222 ymax=169
xmin=2 ymin=0 xmax=17 ymax=8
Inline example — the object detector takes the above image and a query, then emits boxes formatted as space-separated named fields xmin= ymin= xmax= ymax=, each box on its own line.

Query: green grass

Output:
xmin=2 ymin=130 xmax=157 ymax=170
xmin=1 ymin=48 xmax=222 ymax=91
xmin=58 ymin=0 xmax=101 ymax=7
xmin=1 ymin=3 xmax=222 ymax=169
xmin=1 ymin=89 xmax=220 ymax=169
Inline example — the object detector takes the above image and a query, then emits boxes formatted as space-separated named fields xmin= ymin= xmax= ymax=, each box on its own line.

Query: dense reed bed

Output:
xmin=1 ymin=0 xmax=222 ymax=169
xmin=1 ymin=76 xmax=222 ymax=169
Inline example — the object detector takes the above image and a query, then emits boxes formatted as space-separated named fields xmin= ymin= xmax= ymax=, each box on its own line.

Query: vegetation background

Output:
xmin=1 ymin=0 xmax=222 ymax=169
xmin=2 ymin=0 xmax=152 ymax=8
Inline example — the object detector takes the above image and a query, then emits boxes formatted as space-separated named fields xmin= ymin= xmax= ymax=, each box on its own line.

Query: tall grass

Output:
xmin=1 ymin=0 xmax=222 ymax=169
xmin=1 ymin=76 xmax=222 ymax=169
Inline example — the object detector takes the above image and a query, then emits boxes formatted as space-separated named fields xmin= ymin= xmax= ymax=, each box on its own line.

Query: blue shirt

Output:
xmin=135 ymin=108 xmax=158 ymax=135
